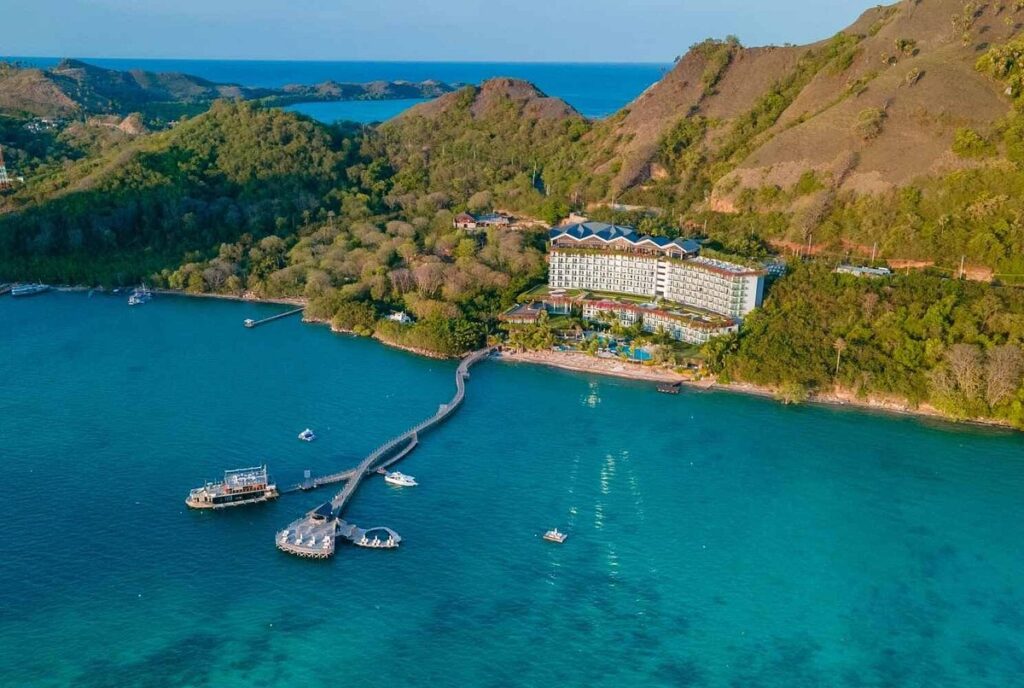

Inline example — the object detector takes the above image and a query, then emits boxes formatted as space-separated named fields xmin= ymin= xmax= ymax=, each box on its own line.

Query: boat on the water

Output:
xmin=657 ymin=381 xmax=682 ymax=395
xmin=298 ymin=428 xmax=316 ymax=442
xmin=185 ymin=465 xmax=279 ymax=509
xmin=128 ymin=285 xmax=152 ymax=306
xmin=11 ymin=283 xmax=49 ymax=297
xmin=384 ymin=471 xmax=417 ymax=487
xmin=543 ymin=528 xmax=567 ymax=543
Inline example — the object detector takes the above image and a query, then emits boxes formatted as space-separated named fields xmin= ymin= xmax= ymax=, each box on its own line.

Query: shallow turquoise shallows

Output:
xmin=2 ymin=293 xmax=1023 ymax=688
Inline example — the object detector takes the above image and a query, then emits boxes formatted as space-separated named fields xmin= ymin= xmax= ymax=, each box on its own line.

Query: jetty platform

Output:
xmin=244 ymin=307 xmax=303 ymax=328
xmin=276 ymin=347 xmax=492 ymax=559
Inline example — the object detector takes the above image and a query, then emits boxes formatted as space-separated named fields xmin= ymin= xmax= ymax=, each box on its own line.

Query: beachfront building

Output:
xmin=548 ymin=222 xmax=765 ymax=320
xmin=499 ymin=302 xmax=546 ymax=324
xmin=581 ymin=300 xmax=739 ymax=345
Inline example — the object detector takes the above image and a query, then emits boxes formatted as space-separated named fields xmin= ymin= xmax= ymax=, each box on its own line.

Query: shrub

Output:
xmin=855 ymin=108 xmax=886 ymax=140
xmin=793 ymin=171 xmax=825 ymax=196
xmin=952 ymin=127 xmax=997 ymax=158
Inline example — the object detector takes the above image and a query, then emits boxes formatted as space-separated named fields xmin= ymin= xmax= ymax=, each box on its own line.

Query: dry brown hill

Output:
xmin=590 ymin=0 xmax=1020 ymax=206
xmin=0 ymin=64 xmax=79 ymax=117
xmin=594 ymin=42 xmax=807 ymax=191
xmin=397 ymin=78 xmax=580 ymax=122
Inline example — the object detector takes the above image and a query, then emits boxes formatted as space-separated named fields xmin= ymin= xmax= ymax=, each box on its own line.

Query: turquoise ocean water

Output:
xmin=283 ymin=99 xmax=428 ymax=124
xmin=2 ymin=292 xmax=1024 ymax=687
xmin=6 ymin=58 xmax=669 ymax=121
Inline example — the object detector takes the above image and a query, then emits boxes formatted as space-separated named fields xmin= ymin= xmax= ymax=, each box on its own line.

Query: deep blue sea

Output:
xmin=2 ymin=292 xmax=1024 ymax=687
xmin=7 ymin=58 xmax=669 ymax=121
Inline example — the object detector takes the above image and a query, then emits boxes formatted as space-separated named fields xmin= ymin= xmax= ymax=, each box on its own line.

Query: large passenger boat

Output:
xmin=185 ymin=465 xmax=279 ymax=509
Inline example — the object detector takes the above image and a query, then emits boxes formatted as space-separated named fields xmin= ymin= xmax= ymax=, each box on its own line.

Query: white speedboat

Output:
xmin=384 ymin=471 xmax=417 ymax=487
xmin=543 ymin=528 xmax=567 ymax=543
xmin=298 ymin=428 xmax=316 ymax=442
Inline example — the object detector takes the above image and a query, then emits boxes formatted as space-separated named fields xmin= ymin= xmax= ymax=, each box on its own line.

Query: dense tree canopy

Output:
xmin=712 ymin=263 xmax=1024 ymax=425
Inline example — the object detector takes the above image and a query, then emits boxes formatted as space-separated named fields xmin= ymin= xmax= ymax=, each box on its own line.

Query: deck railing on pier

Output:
xmin=323 ymin=346 xmax=492 ymax=516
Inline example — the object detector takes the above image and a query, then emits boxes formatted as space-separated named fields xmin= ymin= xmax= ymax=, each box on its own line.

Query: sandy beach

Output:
xmin=498 ymin=349 xmax=1013 ymax=430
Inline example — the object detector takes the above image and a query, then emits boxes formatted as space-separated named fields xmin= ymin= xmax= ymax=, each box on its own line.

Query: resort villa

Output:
xmin=453 ymin=212 xmax=514 ymax=230
xmin=511 ymin=221 xmax=767 ymax=344
xmin=835 ymin=264 xmax=892 ymax=278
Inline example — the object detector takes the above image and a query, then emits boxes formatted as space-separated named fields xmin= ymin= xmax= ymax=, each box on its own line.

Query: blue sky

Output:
xmin=9 ymin=0 xmax=882 ymax=62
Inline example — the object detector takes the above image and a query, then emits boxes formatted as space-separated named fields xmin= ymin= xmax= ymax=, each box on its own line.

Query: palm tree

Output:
xmin=833 ymin=337 xmax=847 ymax=378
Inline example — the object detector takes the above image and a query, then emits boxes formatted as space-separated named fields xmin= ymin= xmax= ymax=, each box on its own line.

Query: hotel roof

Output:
xmin=688 ymin=256 xmax=766 ymax=276
xmin=549 ymin=222 xmax=700 ymax=254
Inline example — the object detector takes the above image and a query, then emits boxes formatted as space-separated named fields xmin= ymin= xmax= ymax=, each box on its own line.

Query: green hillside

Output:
xmin=0 ymin=101 xmax=356 ymax=283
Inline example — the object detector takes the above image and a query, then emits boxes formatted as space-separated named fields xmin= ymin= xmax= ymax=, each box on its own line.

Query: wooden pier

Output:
xmin=276 ymin=347 xmax=492 ymax=559
xmin=244 ymin=307 xmax=303 ymax=328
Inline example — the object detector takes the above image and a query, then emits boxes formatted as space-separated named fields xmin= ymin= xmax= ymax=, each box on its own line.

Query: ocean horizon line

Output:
xmin=3 ymin=55 xmax=672 ymax=68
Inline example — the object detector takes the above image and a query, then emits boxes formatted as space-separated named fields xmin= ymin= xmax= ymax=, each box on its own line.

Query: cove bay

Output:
xmin=2 ymin=293 xmax=1023 ymax=687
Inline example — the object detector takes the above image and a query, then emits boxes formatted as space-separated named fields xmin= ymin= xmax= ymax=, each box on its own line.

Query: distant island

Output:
xmin=0 ymin=58 xmax=457 ymax=121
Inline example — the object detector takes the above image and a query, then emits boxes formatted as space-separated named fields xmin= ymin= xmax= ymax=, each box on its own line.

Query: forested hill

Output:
xmin=375 ymin=78 xmax=590 ymax=222
xmin=0 ymin=59 xmax=456 ymax=121
xmin=0 ymin=101 xmax=360 ymax=283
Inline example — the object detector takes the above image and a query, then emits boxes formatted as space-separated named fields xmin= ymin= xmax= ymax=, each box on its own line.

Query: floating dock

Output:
xmin=244 ymin=307 xmax=303 ymax=328
xmin=657 ymin=381 xmax=682 ymax=395
xmin=276 ymin=347 xmax=492 ymax=559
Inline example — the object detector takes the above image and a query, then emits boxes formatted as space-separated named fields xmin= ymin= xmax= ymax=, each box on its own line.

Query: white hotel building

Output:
xmin=546 ymin=222 xmax=766 ymax=343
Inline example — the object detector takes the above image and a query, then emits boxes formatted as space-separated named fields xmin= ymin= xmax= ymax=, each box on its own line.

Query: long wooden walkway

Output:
xmin=276 ymin=347 xmax=492 ymax=558
xmin=244 ymin=307 xmax=303 ymax=328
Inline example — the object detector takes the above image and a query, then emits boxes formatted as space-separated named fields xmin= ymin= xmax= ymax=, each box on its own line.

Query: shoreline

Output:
xmin=87 ymin=288 xmax=1014 ymax=432
xmin=498 ymin=349 xmax=1014 ymax=432
xmin=300 ymin=312 xmax=454 ymax=360
xmin=153 ymin=288 xmax=307 ymax=307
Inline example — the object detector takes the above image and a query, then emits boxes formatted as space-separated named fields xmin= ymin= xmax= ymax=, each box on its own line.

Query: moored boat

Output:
xmin=11 ymin=283 xmax=50 ymax=297
xmin=128 ymin=285 xmax=152 ymax=306
xmin=543 ymin=528 xmax=567 ymax=543
xmin=186 ymin=465 xmax=279 ymax=509
xmin=384 ymin=471 xmax=417 ymax=487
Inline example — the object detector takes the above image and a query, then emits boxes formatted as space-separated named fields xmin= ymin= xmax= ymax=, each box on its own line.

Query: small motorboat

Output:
xmin=543 ymin=528 xmax=567 ymax=544
xmin=384 ymin=471 xmax=418 ymax=487
xmin=298 ymin=428 xmax=316 ymax=442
